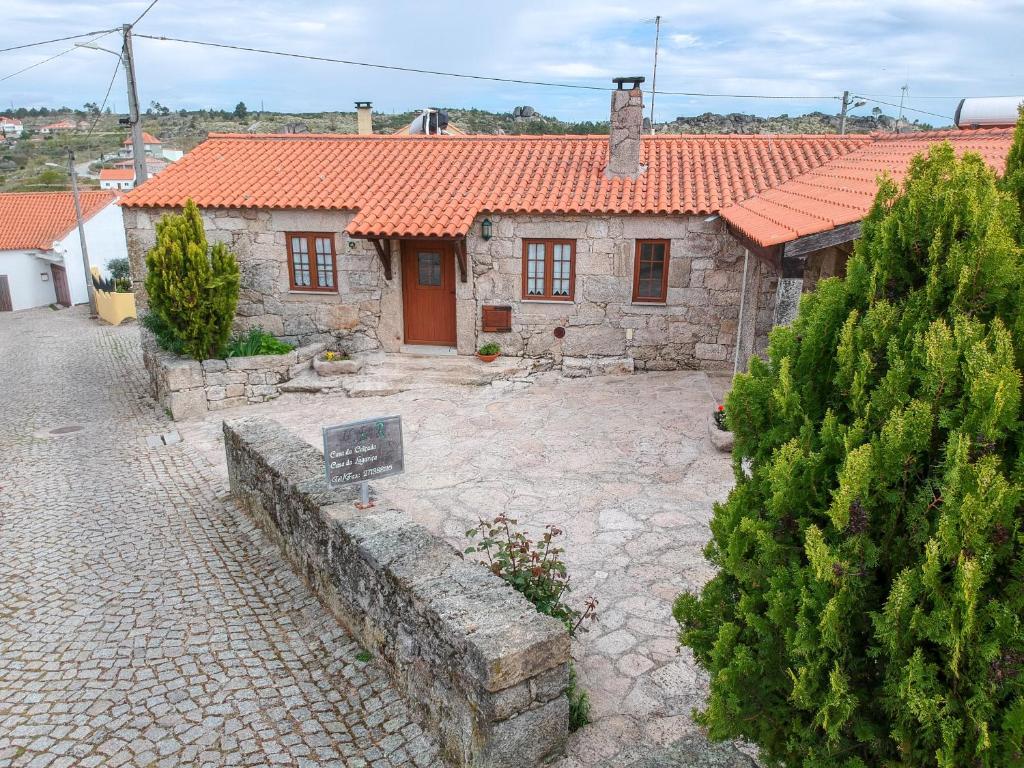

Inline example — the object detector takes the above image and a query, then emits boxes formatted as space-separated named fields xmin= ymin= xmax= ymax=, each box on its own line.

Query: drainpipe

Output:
xmin=733 ymin=248 xmax=750 ymax=377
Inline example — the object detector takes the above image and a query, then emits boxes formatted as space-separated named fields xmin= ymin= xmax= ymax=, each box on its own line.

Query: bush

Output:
xmin=225 ymin=327 xmax=294 ymax=358
xmin=144 ymin=199 xmax=240 ymax=360
xmin=674 ymin=132 xmax=1024 ymax=767
xmin=465 ymin=514 xmax=597 ymax=732
xmin=140 ymin=311 xmax=185 ymax=356
xmin=478 ymin=342 xmax=501 ymax=356
xmin=107 ymin=257 xmax=130 ymax=282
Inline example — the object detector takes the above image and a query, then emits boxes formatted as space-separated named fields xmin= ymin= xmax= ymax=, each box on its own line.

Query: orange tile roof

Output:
xmin=120 ymin=133 xmax=871 ymax=238
xmin=100 ymin=168 xmax=135 ymax=181
xmin=123 ymin=132 xmax=161 ymax=145
xmin=0 ymin=191 xmax=116 ymax=250
xmin=720 ymin=128 xmax=1016 ymax=248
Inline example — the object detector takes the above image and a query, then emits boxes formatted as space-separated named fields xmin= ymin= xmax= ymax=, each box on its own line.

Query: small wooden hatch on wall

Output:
xmin=481 ymin=305 xmax=512 ymax=332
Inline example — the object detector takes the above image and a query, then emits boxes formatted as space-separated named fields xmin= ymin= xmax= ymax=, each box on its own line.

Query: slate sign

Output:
xmin=323 ymin=416 xmax=404 ymax=488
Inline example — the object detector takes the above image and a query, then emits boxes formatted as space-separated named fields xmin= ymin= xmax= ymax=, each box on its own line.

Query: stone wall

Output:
xmin=124 ymin=206 xmax=780 ymax=372
xmin=223 ymin=417 xmax=570 ymax=768
xmin=141 ymin=329 xmax=324 ymax=420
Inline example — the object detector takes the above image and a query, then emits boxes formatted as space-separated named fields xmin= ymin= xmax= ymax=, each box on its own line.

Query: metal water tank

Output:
xmin=955 ymin=97 xmax=1024 ymax=129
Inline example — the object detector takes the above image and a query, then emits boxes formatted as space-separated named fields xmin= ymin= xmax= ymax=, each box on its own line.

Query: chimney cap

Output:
xmin=354 ymin=101 xmax=372 ymax=109
xmin=612 ymin=76 xmax=645 ymax=90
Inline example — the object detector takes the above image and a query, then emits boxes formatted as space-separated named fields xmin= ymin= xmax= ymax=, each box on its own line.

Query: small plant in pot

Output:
xmin=476 ymin=342 xmax=501 ymax=363
xmin=313 ymin=349 xmax=363 ymax=376
xmin=708 ymin=403 xmax=733 ymax=452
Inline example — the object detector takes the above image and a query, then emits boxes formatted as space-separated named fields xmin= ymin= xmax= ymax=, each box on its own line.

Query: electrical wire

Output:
xmin=1 ymin=30 xmax=116 ymax=82
xmin=132 ymin=0 xmax=161 ymax=27
xmin=135 ymin=33 xmax=846 ymax=101
xmin=85 ymin=54 xmax=123 ymax=139
xmin=852 ymin=95 xmax=950 ymax=121
xmin=0 ymin=29 xmax=120 ymax=54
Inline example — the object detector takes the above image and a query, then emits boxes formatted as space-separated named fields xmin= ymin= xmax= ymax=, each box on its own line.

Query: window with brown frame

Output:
xmin=632 ymin=240 xmax=670 ymax=303
xmin=522 ymin=239 xmax=576 ymax=301
xmin=286 ymin=232 xmax=337 ymax=292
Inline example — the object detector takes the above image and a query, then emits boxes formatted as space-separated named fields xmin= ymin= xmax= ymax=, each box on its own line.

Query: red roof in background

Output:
xmin=120 ymin=133 xmax=870 ymax=238
xmin=720 ymin=128 xmax=1016 ymax=248
xmin=0 ymin=191 xmax=116 ymax=250
xmin=100 ymin=168 xmax=135 ymax=181
xmin=123 ymin=132 xmax=161 ymax=145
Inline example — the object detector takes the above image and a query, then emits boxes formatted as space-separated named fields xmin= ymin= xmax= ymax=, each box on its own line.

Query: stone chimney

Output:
xmin=606 ymin=76 xmax=646 ymax=179
xmin=355 ymin=101 xmax=373 ymax=135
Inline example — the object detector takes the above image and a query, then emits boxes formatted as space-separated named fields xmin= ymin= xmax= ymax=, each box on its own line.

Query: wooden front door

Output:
xmin=401 ymin=241 xmax=457 ymax=346
xmin=51 ymin=264 xmax=71 ymax=307
xmin=0 ymin=276 xmax=11 ymax=312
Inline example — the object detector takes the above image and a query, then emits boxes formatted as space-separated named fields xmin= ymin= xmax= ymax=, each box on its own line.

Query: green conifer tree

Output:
xmin=675 ymin=120 xmax=1024 ymax=767
xmin=144 ymin=199 xmax=240 ymax=360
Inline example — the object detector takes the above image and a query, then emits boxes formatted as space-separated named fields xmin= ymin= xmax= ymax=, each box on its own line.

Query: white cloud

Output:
xmin=669 ymin=33 xmax=700 ymax=47
xmin=537 ymin=62 xmax=611 ymax=78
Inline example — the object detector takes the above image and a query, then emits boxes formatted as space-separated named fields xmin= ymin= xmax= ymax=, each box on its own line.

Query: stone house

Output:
xmin=119 ymin=79 xmax=1016 ymax=372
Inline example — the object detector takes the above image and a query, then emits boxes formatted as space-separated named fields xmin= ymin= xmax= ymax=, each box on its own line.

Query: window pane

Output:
xmin=315 ymin=237 xmax=334 ymax=288
xmin=291 ymin=236 xmax=310 ymax=287
xmin=418 ymin=252 xmax=442 ymax=286
xmin=551 ymin=243 xmax=571 ymax=296
xmin=527 ymin=243 xmax=545 ymax=295
xmin=636 ymin=242 xmax=666 ymax=299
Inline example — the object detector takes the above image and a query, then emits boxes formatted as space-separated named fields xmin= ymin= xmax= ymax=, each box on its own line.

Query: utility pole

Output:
xmin=649 ymin=15 xmax=661 ymax=135
xmin=121 ymin=23 xmax=148 ymax=186
xmin=66 ymin=148 xmax=97 ymax=317
xmin=839 ymin=90 xmax=850 ymax=135
xmin=896 ymin=84 xmax=908 ymax=134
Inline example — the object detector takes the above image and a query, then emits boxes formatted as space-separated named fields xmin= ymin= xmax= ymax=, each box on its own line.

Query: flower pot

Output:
xmin=314 ymin=356 xmax=363 ymax=376
xmin=476 ymin=353 xmax=499 ymax=363
xmin=708 ymin=415 xmax=734 ymax=453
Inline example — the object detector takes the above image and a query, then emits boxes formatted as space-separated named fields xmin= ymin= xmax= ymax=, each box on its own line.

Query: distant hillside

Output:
xmin=1 ymin=103 xmax=934 ymax=193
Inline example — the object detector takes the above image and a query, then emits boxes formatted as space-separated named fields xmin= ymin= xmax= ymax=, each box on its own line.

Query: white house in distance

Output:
xmin=119 ymin=131 xmax=162 ymax=158
xmin=0 ymin=116 xmax=24 ymax=138
xmin=0 ymin=191 xmax=129 ymax=312
xmin=100 ymin=168 xmax=136 ymax=191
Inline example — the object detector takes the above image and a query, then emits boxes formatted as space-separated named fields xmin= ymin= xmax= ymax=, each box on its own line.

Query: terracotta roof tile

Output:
xmin=0 ymin=191 xmax=116 ymax=251
xmin=100 ymin=169 xmax=135 ymax=181
xmin=120 ymin=133 xmax=870 ymax=238
xmin=720 ymin=128 xmax=1016 ymax=248
xmin=124 ymin=132 xmax=161 ymax=145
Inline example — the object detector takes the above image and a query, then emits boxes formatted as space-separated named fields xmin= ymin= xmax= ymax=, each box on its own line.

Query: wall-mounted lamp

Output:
xmin=40 ymin=272 xmax=49 ymax=281
xmin=347 ymin=240 xmax=357 ymax=250
xmin=481 ymin=218 xmax=493 ymax=241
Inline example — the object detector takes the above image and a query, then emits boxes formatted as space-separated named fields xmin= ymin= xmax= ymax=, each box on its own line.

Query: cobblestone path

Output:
xmin=0 ymin=308 xmax=440 ymax=768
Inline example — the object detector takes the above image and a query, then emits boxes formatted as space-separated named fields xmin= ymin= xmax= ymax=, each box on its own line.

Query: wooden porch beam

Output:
xmin=782 ymin=221 xmax=862 ymax=259
xmin=369 ymin=238 xmax=393 ymax=281
xmin=453 ymin=238 xmax=468 ymax=283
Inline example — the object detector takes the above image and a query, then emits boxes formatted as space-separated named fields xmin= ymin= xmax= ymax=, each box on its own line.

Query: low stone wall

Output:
xmin=141 ymin=329 xmax=324 ymax=420
xmin=223 ymin=417 xmax=570 ymax=768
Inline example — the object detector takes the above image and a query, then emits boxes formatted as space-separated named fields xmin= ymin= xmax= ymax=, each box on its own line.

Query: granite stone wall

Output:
xmin=124 ymin=206 xmax=780 ymax=372
xmin=141 ymin=329 xmax=324 ymax=420
xmin=223 ymin=416 xmax=570 ymax=768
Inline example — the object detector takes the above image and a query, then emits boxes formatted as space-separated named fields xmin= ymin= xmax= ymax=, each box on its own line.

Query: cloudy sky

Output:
xmin=2 ymin=0 xmax=1022 ymax=124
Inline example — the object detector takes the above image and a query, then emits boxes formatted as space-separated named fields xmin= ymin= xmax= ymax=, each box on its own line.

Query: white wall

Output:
xmin=0 ymin=251 xmax=58 ymax=311
xmin=53 ymin=201 xmax=129 ymax=305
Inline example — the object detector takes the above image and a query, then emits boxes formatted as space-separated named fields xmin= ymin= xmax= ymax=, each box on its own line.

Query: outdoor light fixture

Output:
xmin=481 ymin=218 xmax=493 ymax=240
xmin=348 ymin=240 xmax=357 ymax=250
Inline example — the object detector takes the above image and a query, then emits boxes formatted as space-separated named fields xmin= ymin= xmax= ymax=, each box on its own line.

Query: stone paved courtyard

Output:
xmin=0 ymin=307 xmax=439 ymax=768
xmin=179 ymin=345 xmax=754 ymax=766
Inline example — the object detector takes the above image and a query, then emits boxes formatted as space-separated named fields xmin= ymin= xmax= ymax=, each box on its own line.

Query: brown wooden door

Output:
xmin=51 ymin=264 xmax=71 ymax=307
xmin=0 ymin=276 xmax=11 ymax=312
xmin=401 ymin=241 xmax=457 ymax=345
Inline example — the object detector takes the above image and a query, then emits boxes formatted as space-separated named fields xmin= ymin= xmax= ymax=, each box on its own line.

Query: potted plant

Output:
xmin=476 ymin=342 xmax=501 ymax=363
xmin=708 ymin=403 xmax=734 ymax=452
xmin=313 ymin=349 xmax=363 ymax=376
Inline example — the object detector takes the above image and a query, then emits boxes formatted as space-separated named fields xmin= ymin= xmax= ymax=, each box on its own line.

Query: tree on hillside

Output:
xmin=144 ymin=199 xmax=240 ymax=360
xmin=676 ymin=118 xmax=1024 ymax=767
xmin=234 ymin=101 xmax=248 ymax=120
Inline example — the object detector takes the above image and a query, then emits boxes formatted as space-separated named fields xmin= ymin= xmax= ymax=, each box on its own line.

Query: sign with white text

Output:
xmin=323 ymin=416 xmax=404 ymax=488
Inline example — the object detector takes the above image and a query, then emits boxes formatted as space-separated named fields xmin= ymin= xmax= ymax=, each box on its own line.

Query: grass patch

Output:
xmin=355 ymin=650 xmax=372 ymax=663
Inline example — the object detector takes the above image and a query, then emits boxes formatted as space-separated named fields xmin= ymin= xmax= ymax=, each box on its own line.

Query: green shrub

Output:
xmin=140 ymin=311 xmax=185 ymax=356
xmin=567 ymin=663 xmax=591 ymax=732
xmin=107 ymin=257 xmax=130 ymax=282
xmin=225 ymin=327 xmax=294 ymax=358
xmin=675 ymin=132 xmax=1024 ymax=766
xmin=144 ymin=198 xmax=240 ymax=360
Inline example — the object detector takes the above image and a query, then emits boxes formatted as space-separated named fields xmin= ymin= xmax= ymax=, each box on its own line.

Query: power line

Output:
xmin=1 ymin=30 xmax=115 ymax=82
xmin=135 ymin=33 xmax=842 ymax=101
xmin=852 ymin=95 xmax=950 ymax=121
xmin=132 ymin=0 xmax=161 ymax=27
xmin=85 ymin=54 xmax=123 ymax=139
xmin=0 ymin=29 xmax=119 ymax=54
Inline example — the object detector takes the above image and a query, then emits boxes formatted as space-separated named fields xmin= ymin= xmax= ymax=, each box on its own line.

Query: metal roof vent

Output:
xmin=408 ymin=108 xmax=450 ymax=135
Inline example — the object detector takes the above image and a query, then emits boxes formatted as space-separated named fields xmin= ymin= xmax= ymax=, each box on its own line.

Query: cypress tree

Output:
xmin=144 ymin=199 xmax=240 ymax=360
xmin=675 ymin=120 xmax=1024 ymax=767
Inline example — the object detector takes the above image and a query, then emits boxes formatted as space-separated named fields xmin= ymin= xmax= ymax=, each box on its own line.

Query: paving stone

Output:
xmin=0 ymin=307 xmax=440 ymax=767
